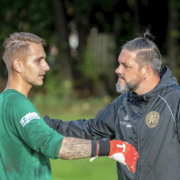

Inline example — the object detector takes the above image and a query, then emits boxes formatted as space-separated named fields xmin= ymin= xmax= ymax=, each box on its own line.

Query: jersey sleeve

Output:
xmin=3 ymin=93 xmax=64 ymax=159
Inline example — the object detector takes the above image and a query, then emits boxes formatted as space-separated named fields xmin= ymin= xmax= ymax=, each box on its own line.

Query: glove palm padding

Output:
xmin=109 ymin=141 xmax=139 ymax=173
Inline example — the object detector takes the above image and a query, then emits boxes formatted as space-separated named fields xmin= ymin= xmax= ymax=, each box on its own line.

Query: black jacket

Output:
xmin=44 ymin=66 xmax=180 ymax=180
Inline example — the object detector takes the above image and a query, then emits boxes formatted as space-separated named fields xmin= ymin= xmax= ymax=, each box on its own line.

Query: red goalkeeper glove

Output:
xmin=108 ymin=140 xmax=139 ymax=173
xmin=90 ymin=139 xmax=139 ymax=174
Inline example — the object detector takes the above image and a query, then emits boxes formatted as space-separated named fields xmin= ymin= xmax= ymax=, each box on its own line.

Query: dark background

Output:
xmin=0 ymin=0 xmax=179 ymax=98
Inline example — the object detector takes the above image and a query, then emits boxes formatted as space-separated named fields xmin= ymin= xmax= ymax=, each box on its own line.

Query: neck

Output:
xmin=5 ymin=73 xmax=32 ymax=97
xmin=135 ymin=75 xmax=160 ymax=95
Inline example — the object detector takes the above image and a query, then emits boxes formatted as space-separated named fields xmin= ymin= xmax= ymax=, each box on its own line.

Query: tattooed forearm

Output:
xmin=58 ymin=137 xmax=91 ymax=160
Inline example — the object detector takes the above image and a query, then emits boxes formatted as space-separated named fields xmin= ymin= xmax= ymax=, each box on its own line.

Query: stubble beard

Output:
xmin=116 ymin=75 xmax=142 ymax=93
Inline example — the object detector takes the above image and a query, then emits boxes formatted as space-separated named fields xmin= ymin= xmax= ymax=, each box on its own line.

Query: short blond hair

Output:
xmin=3 ymin=32 xmax=45 ymax=69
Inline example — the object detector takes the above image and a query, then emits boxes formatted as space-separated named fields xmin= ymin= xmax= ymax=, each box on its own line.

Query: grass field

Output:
xmin=50 ymin=157 xmax=117 ymax=180
xmin=32 ymin=95 xmax=118 ymax=180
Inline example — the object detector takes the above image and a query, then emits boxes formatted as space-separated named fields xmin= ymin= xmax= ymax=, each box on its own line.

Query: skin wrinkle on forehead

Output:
xmin=124 ymin=51 xmax=139 ymax=65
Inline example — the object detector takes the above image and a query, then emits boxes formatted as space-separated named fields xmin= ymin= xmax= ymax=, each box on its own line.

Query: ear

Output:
xmin=13 ymin=59 xmax=23 ymax=73
xmin=142 ymin=66 xmax=151 ymax=79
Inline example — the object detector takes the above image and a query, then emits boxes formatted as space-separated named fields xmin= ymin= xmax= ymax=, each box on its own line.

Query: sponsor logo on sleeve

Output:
xmin=20 ymin=112 xmax=40 ymax=127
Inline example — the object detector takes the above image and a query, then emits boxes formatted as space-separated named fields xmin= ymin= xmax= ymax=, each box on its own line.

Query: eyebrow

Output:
xmin=120 ymin=61 xmax=129 ymax=66
xmin=35 ymin=56 xmax=46 ymax=60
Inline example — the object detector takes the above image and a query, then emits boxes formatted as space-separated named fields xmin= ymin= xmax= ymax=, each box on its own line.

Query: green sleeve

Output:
xmin=3 ymin=93 xmax=65 ymax=159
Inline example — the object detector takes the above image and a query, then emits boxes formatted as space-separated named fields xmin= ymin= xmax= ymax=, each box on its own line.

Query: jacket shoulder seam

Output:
xmin=158 ymin=95 xmax=176 ymax=127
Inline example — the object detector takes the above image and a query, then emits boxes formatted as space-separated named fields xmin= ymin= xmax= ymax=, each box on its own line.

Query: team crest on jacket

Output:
xmin=145 ymin=111 xmax=160 ymax=128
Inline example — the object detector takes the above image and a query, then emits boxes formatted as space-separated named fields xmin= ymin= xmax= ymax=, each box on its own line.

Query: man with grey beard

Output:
xmin=44 ymin=31 xmax=180 ymax=180
xmin=115 ymin=73 xmax=142 ymax=93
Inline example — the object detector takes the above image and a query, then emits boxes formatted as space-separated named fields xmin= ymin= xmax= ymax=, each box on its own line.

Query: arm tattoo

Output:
xmin=58 ymin=137 xmax=91 ymax=160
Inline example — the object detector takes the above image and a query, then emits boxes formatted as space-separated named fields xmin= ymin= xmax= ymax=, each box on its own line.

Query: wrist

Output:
xmin=91 ymin=139 xmax=110 ymax=157
xmin=91 ymin=140 xmax=97 ymax=157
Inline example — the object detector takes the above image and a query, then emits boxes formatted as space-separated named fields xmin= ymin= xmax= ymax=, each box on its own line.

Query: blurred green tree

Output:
xmin=1 ymin=0 xmax=180 ymax=96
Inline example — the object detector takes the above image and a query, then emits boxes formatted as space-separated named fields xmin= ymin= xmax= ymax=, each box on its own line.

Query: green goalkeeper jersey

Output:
xmin=0 ymin=89 xmax=65 ymax=180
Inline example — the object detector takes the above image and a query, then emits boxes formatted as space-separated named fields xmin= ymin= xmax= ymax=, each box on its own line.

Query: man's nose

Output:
xmin=43 ymin=61 xmax=50 ymax=71
xmin=115 ymin=65 xmax=122 ymax=74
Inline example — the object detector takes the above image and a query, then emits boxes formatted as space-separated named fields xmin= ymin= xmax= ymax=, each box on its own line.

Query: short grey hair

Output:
xmin=3 ymin=32 xmax=45 ymax=68
xmin=122 ymin=34 xmax=162 ymax=75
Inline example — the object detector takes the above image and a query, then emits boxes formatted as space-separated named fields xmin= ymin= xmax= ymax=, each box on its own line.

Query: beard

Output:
xmin=116 ymin=75 xmax=142 ymax=93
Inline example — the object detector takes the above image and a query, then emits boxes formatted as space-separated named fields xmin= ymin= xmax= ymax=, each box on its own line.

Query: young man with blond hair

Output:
xmin=0 ymin=32 xmax=138 ymax=180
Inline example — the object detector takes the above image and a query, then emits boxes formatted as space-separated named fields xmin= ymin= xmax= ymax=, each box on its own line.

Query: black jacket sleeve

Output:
xmin=44 ymin=103 xmax=117 ymax=140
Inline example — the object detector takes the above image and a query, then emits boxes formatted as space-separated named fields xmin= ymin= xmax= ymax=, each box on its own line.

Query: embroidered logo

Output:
xmin=145 ymin=111 xmax=160 ymax=128
xmin=20 ymin=112 xmax=40 ymax=127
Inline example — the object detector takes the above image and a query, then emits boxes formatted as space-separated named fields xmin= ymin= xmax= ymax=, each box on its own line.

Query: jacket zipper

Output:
xmin=136 ymin=120 xmax=140 ymax=180
xmin=136 ymin=101 xmax=147 ymax=180
xmin=126 ymin=100 xmax=140 ymax=180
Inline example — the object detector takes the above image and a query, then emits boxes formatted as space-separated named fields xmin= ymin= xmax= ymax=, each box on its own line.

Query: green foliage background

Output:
xmin=2 ymin=0 xmax=180 ymax=97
